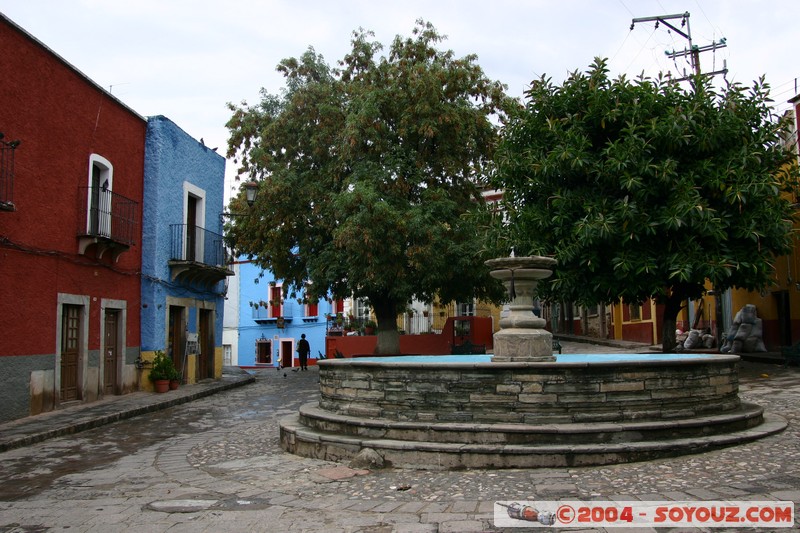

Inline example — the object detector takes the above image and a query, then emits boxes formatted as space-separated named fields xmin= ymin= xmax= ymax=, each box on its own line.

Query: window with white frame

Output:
xmin=87 ymin=154 xmax=113 ymax=237
xmin=457 ymin=300 xmax=475 ymax=316
xmin=256 ymin=337 xmax=272 ymax=364
xmin=353 ymin=298 xmax=370 ymax=320
xmin=182 ymin=182 xmax=206 ymax=262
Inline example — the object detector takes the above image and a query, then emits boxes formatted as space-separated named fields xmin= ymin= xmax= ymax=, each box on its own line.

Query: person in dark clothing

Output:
xmin=297 ymin=334 xmax=310 ymax=371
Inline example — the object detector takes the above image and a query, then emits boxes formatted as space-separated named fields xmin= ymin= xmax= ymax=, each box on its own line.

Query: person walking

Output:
xmin=297 ymin=333 xmax=310 ymax=371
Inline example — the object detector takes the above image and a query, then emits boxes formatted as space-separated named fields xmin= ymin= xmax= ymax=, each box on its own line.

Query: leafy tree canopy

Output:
xmin=489 ymin=58 xmax=798 ymax=350
xmin=225 ymin=20 xmax=512 ymax=353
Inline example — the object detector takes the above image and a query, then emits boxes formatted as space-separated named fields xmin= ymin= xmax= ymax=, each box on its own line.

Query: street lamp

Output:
xmin=243 ymin=179 xmax=258 ymax=207
xmin=221 ymin=179 xmax=259 ymax=220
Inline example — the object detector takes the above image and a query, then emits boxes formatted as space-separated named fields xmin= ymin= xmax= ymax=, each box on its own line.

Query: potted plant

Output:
xmin=168 ymin=366 xmax=182 ymax=390
xmin=363 ymin=320 xmax=377 ymax=335
xmin=149 ymin=350 xmax=176 ymax=393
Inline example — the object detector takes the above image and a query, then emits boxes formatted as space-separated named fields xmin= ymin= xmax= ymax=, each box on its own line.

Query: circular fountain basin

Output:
xmin=279 ymin=352 xmax=787 ymax=469
xmin=315 ymin=353 xmax=743 ymax=423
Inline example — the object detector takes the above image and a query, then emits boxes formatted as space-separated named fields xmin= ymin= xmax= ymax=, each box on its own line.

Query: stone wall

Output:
xmin=318 ymin=356 xmax=741 ymax=424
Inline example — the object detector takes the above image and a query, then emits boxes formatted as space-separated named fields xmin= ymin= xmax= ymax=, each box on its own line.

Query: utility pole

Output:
xmin=630 ymin=12 xmax=728 ymax=82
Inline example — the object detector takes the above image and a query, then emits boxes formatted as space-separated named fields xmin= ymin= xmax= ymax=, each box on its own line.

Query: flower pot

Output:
xmin=154 ymin=379 xmax=170 ymax=393
xmin=169 ymin=379 xmax=180 ymax=390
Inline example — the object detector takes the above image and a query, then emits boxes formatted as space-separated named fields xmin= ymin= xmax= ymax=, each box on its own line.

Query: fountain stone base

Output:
xmin=492 ymin=328 xmax=555 ymax=362
xmin=280 ymin=353 xmax=786 ymax=470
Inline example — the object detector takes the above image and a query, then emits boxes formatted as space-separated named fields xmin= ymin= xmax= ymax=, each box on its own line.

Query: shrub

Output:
xmin=149 ymin=350 xmax=177 ymax=382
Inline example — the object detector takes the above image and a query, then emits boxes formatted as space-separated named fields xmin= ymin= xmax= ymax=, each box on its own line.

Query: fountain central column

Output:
xmin=485 ymin=256 xmax=557 ymax=362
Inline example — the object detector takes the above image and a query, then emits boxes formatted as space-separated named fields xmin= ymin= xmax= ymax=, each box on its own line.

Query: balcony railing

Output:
xmin=169 ymin=223 xmax=227 ymax=267
xmin=77 ymin=186 xmax=137 ymax=245
xmin=0 ymin=133 xmax=20 ymax=211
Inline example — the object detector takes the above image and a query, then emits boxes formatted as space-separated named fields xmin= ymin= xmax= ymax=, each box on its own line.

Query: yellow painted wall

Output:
xmin=186 ymin=354 xmax=196 ymax=384
xmin=729 ymin=253 xmax=796 ymax=321
xmin=138 ymin=350 xmax=157 ymax=392
xmin=475 ymin=301 xmax=501 ymax=333
xmin=215 ymin=346 xmax=223 ymax=378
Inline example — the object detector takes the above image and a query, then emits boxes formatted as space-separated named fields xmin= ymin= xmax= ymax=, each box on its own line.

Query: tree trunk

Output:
xmin=372 ymin=297 xmax=401 ymax=355
xmin=661 ymin=290 xmax=684 ymax=353
xmin=599 ymin=303 xmax=608 ymax=339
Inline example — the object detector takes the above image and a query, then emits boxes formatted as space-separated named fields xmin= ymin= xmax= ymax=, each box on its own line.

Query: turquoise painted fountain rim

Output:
xmin=320 ymin=353 xmax=740 ymax=366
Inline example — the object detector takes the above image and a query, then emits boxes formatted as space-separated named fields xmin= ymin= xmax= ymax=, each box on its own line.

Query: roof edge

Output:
xmin=1 ymin=12 xmax=146 ymax=123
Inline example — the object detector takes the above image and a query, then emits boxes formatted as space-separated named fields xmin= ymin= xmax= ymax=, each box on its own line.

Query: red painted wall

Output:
xmin=325 ymin=317 xmax=494 ymax=357
xmin=622 ymin=322 xmax=654 ymax=344
xmin=0 ymin=17 xmax=145 ymax=356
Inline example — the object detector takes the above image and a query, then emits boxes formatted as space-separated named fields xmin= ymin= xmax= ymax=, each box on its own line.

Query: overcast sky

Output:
xmin=3 ymin=1 xmax=798 ymax=197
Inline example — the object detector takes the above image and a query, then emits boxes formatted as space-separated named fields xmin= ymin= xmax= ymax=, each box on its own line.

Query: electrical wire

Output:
xmin=1 ymin=234 xmax=226 ymax=297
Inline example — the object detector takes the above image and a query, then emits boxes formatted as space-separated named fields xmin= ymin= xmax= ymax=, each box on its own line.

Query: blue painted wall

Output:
xmin=236 ymin=259 xmax=332 ymax=367
xmin=141 ymin=115 xmax=226 ymax=352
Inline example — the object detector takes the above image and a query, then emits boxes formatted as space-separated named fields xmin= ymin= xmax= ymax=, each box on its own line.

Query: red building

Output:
xmin=0 ymin=14 xmax=145 ymax=422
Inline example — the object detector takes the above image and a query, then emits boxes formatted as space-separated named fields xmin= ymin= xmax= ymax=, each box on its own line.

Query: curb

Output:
xmin=0 ymin=374 xmax=255 ymax=453
xmin=552 ymin=333 xmax=655 ymax=351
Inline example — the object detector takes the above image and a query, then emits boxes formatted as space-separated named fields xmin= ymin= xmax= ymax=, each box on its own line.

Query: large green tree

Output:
xmin=225 ymin=21 xmax=510 ymax=354
xmin=491 ymin=58 xmax=798 ymax=351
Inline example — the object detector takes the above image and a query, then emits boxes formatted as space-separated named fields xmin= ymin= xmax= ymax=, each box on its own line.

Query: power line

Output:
xmin=630 ymin=11 xmax=728 ymax=82
xmin=616 ymin=0 xmax=634 ymax=17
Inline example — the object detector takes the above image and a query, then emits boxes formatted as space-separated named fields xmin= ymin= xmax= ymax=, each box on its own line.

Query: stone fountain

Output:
xmin=485 ymin=256 xmax=557 ymax=363
xmin=279 ymin=256 xmax=787 ymax=469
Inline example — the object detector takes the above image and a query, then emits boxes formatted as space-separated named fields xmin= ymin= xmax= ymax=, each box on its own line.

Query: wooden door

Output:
xmin=90 ymin=165 xmax=101 ymax=235
xmin=270 ymin=285 xmax=281 ymax=317
xmin=281 ymin=340 xmax=293 ymax=369
xmin=186 ymin=196 xmax=197 ymax=261
xmin=168 ymin=306 xmax=184 ymax=374
xmin=60 ymin=305 xmax=80 ymax=401
xmin=104 ymin=310 xmax=119 ymax=395
xmin=774 ymin=290 xmax=792 ymax=347
xmin=198 ymin=309 xmax=213 ymax=379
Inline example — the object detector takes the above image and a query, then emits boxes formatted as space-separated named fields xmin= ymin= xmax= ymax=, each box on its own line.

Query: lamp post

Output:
xmin=221 ymin=179 xmax=259 ymax=220
xmin=220 ymin=179 xmax=258 ymax=264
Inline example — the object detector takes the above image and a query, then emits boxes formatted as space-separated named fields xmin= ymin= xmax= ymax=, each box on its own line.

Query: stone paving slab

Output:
xmin=315 ymin=466 xmax=371 ymax=480
xmin=0 ymin=372 xmax=255 ymax=453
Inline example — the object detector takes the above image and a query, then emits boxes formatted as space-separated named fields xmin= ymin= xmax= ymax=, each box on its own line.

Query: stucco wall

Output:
xmin=235 ymin=260 xmax=332 ymax=367
xmin=141 ymin=116 xmax=227 ymax=355
xmin=0 ymin=15 xmax=145 ymax=421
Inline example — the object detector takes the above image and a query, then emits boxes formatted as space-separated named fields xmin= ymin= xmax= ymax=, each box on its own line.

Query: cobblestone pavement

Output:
xmin=1 ymin=341 xmax=799 ymax=532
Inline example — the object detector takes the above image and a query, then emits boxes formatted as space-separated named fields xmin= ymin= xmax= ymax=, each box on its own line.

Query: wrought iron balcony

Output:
xmin=168 ymin=223 xmax=233 ymax=285
xmin=77 ymin=186 xmax=138 ymax=261
xmin=0 ymin=132 xmax=20 ymax=212
xmin=251 ymin=306 xmax=296 ymax=325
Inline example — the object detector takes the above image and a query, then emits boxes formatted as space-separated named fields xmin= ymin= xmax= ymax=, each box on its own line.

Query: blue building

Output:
xmin=230 ymin=258 xmax=337 ymax=368
xmin=141 ymin=116 xmax=228 ymax=386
